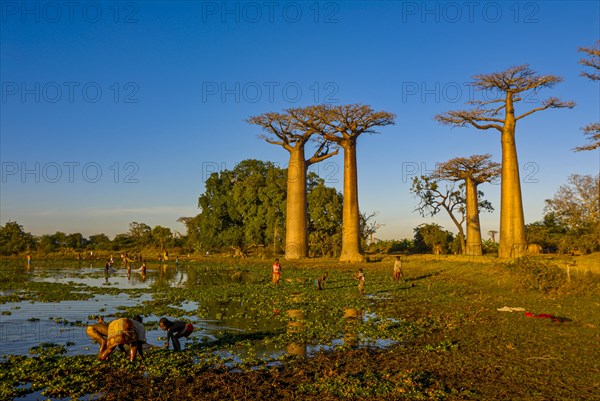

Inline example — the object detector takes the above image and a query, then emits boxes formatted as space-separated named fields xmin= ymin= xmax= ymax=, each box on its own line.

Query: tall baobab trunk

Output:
xmin=285 ymin=147 xmax=308 ymax=259
xmin=248 ymin=108 xmax=338 ymax=261
xmin=499 ymin=95 xmax=527 ymax=258
xmin=465 ymin=177 xmax=483 ymax=256
xmin=435 ymin=65 xmax=574 ymax=259
xmin=340 ymin=139 xmax=363 ymax=262
xmin=303 ymin=104 xmax=395 ymax=262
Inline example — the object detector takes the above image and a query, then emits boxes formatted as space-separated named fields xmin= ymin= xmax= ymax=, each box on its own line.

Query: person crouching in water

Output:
xmin=159 ymin=317 xmax=194 ymax=351
xmin=99 ymin=315 xmax=146 ymax=362
xmin=86 ymin=316 xmax=109 ymax=357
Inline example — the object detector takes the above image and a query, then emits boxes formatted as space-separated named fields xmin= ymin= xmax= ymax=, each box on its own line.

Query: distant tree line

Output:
xmin=180 ymin=159 xmax=376 ymax=258
xmin=0 ymin=221 xmax=184 ymax=256
xmin=2 ymin=43 xmax=598 ymax=259
xmin=1 ymin=171 xmax=597 ymax=257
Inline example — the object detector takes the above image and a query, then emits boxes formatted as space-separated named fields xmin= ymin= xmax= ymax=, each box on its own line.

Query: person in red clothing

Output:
xmin=272 ymin=258 xmax=282 ymax=286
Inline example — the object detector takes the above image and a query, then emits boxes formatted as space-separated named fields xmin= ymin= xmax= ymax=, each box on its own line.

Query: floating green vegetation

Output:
xmin=0 ymin=257 xmax=598 ymax=400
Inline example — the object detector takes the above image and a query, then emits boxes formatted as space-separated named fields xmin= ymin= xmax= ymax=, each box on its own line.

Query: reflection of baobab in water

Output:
xmin=343 ymin=308 xmax=363 ymax=348
xmin=286 ymin=309 xmax=306 ymax=357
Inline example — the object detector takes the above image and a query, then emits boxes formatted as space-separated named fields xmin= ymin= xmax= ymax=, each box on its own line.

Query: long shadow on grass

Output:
xmin=406 ymin=271 xmax=442 ymax=282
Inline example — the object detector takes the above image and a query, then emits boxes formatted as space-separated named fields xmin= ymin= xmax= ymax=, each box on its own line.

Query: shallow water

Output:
xmin=0 ymin=261 xmax=294 ymax=359
xmin=0 ymin=259 xmax=410 ymax=401
xmin=1 ymin=260 xmax=392 ymax=361
xmin=1 ymin=293 xmax=152 ymax=356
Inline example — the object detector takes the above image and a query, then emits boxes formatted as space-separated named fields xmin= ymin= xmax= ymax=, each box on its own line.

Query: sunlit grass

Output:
xmin=0 ymin=255 xmax=598 ymax=400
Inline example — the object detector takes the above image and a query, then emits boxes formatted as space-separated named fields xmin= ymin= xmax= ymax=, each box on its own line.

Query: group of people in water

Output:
xmin=86 ymin=315 xmax=195 ymax=361
xmin=103 ymin=255 xmax=147 ymax=280
xmin=85 ymin=255 xmax=406 ymax=361
xmin=272 ymin=255 xmax=405 ymax=295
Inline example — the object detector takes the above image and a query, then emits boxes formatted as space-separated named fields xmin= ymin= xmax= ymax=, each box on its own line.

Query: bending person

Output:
xmin=159 ymin=317 xmax=194 ymax=351
xmin=99 ymin=316 xmax=146 ymax=362
xmin=86 ymin=317 xmax=109 ymax=357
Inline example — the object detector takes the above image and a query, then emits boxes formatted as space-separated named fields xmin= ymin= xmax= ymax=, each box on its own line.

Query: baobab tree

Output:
xmin=248 ymin=109 xmax=338 ymax=259
xmin=411 ymin=173 xmax=494 ymax=254
xmin=436 ymin=65 xmax=575 ymax=258
xmin=302 ymin=104 xmax=395 ymax=262
xmin=488 ymin=230 xmax=498 ymax=242
xmin=574 ymin=42 xmax=600 ymax=152
xmin=433 ymin=154 xmax=501 ymax=256
xmin=411 ymin=175 xmax=467 ymax=254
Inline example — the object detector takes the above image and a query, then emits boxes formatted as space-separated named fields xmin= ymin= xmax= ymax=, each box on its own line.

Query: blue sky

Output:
xmin=1 ymin=1 xmax=599 ymax=240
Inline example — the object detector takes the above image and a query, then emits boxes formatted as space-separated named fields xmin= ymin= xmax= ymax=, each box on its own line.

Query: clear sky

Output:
xmin=1 ymin=1 xmax=599 ymax=240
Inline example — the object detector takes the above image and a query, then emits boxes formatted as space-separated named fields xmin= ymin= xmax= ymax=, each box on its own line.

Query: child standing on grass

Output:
xmin=355 ymin=268 xmax=365 ymax=295
xmin=272 ymin=258 xmax=282 ymax=286
xmin=159 ymin=318 xmax=194 ymax=351
xmin=393 ymin=256 xmax=403 ymax=281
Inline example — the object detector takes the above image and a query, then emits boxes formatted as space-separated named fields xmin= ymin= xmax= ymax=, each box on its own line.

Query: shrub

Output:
xmin=504 ymin=258 xmax=566 ymax=292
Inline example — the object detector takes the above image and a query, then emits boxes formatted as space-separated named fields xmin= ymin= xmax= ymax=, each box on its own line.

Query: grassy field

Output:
xmin=1 ymin=255 xmax=599 ymax=400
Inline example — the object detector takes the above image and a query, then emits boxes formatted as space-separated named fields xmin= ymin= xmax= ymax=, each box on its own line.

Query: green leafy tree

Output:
xmin=51 ymin=232 xmax=67 ymax=251
xmin=37 ymin=235 xmax=57 ymax=254
xmin=190 ymin=160 xmax=345 ymax=257
xmin=152 ymin=226 xmax=173 ymax=251
xmin=525 ymin=214 xmax=568 ymax=253
xmin=0 ymin=221 xmax=36 ymax=255
xmin=413 ymin=223 xmax=454 ymax=254
xmin=544 ymin=174 xmax=600 ymax=232
xmin=525 ymin=175 xmax=600 ymax=254
xmin=112 ymin=233 xmax=134 ymax=250
xmin=195 ymin=159 xmax=287 ymax=256
xmin=65 ymin=233 xmax=87 ymax=251
xmin=88 ymin=234 xmax=112 ymax=251
xmin=129 ymin=222 xmax=152 ymax=248
xmin=307 ymin=175 xmax=343 ymax=257
xmin=178 ymin=216 xmax=201 ymax=253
